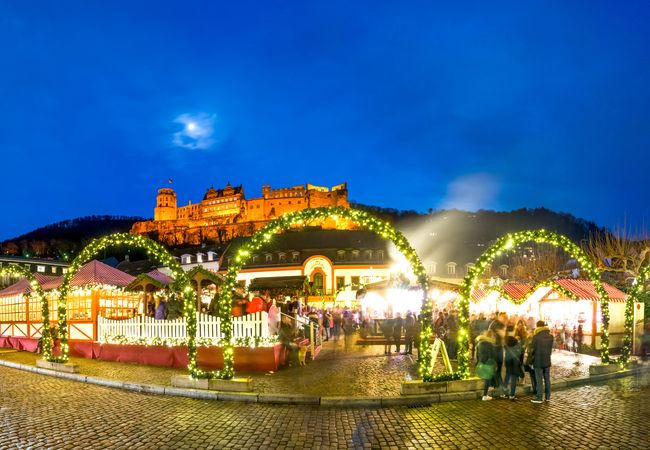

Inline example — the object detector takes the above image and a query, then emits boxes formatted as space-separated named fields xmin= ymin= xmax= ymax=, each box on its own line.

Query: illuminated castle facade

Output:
xmin=132 ymin=183 xmax=350 ymax=245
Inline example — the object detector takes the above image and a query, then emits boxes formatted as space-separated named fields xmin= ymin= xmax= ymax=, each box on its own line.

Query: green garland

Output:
xmin=218 ymin=206 xmax=434 ymax=381
xmin=55 ymin=234 xmax=208 ymax=377
xmin=456 ymin=230 xmax=612 ymax=379
xmin=621 ymin=264 xmax=650 ymax=365
xmin=103 ymin=335 xmax=279 ymax=348
xmin=0 ymin=265 xmax=54 ymax=361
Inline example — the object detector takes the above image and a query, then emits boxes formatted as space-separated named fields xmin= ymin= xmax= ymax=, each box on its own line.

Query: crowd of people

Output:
xmin=474 ymin=311 xmax=557 ymax=403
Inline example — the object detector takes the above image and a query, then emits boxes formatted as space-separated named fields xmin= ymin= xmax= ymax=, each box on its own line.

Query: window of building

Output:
xmin=278 ymin=252 xmax=286 ymax=263
xmin=252 ymin=254 xmax=259 ymax=263
xmin=427 ymin=262 xmax=437 ymax=275
xmin=265 ymin=254 xmax=272 ymax=263
xmin=350 ymin=276 xmax=360 ymax=289
xmin=291 ymin=251 xmax=299 ymax=262
xmin=312 ymin=273 xmax=324 ymax=291
xmin=37 ymin=265 xmax=45 ymax=273
xmin=0 ymin=295 xmax=26 ymax=322
xmin=51 ymin=266 xmax=57 ymax=274
xmin=447 ymin=262 xmax=456 ymax=275
xmin=62 ymin=268 xmax=68 ymax=274
xmin=336 ymin=276 xmax=345 ymax=290
xmin=24 ymin=264 xmax=30 ymax=270
xmin=365 ymin=250 xmax=373 ymax=260
xmin=336 ymin=250 xmax=345 ymax=261
xmin=465 ymin=263 xmax=474 ymax=275
xmin=500 ymin=265 xmax=509 ymax=277
xmin=197 ymin=254 xmax=203 ymax=263
xmin=351 ymin=250 xmax=360 ymax=260
xmin=376 ymin=250 xmax=384 ymax=261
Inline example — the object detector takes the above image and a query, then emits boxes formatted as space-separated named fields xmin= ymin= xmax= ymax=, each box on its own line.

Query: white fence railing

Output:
xmin=97 ymin=312 xmax=269 ymax=341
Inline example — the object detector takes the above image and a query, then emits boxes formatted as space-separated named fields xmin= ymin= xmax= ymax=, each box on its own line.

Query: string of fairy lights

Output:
xmin=218 ymin=206 xmax=434 ymax=381
xmin=455 ymin=229 xmax=612 ymax=379
xmin=4 ymin=217 xmax=645 ymax=381
xmin=0 ymin=265 xmax=54 ymax=361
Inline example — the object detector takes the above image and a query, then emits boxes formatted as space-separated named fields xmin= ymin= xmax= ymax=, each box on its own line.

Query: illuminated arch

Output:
xmin=214 ymin=206 xmax=435 ymax=380
xmin=55 ymin=234 xmax=201 ymax=375
xmin=622 ymin=264 xmax=650 ymax=364
xmin=456 ymin=230 xmax=612 ymax=379
xmin=0 ymin=265 xmax=55 ymax=361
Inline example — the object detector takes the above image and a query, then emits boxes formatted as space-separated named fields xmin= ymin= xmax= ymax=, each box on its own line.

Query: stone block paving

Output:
xmin=0 ymin=338 xmax=596 ymax=398
xmin=0 ymin=364 xmax=649 ymax=449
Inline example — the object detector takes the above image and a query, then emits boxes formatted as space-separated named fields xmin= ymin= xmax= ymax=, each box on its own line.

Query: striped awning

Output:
xmin=544 ymin=279 xmax=627 ymax=302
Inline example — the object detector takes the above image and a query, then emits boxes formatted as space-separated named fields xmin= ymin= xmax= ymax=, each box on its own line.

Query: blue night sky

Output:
xmin=1 ymin=1 xmax=649 ymax=240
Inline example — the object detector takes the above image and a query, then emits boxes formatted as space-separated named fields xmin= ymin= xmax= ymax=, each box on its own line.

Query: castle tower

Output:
xmin=154 ymin=188 xmax=177 ymax=221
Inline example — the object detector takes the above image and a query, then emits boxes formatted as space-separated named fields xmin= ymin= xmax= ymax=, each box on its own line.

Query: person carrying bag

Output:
xmin=475 ymin=329 xmax=498 ymax=400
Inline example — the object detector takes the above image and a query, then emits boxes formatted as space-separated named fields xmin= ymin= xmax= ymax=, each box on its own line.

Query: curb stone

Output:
xmin=0 ymin=358 xmax=647 ymax=408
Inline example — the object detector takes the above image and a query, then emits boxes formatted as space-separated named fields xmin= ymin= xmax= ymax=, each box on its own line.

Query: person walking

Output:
xmin=531 ymin=320 xmax=554 ymax=404
xmin=403 ymin=311 xmax=416 ymax=355
xmin=488 ymin=312 xmax=508 ymax=397
xmin=476 ymin=329 xmax=497 ymax=401
xmin=504 ymin=336 xmax=524 ymax=400
xmin=381 ymin=316 xmax=394 ymax=355
xmin=393 ymin=313 xmax=403 ymax=353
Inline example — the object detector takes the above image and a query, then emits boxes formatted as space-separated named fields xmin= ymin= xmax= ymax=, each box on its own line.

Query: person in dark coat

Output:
xmin=403 ymin=311 xmax=416 ymax=355
xmin=504 ymin=335 xmax=524 ymax=400
xmin=476 ymin=329 xmax=497 ymax=400
xmin=392 ymin=313 xmax=403 ymax=353
xmin=531 ymin=320 xmax=554 ymax=403
xmin=488 ymin=312 xmax=508 ymax=396
xmin=381 ymin=316 xmax=394 ymax=355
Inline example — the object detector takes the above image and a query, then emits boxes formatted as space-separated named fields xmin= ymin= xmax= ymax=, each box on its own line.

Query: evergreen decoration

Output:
xmin=456 ymin=229 xmax=612 ymax=380
xmin=219 ymin=207 xmax=435 ymax=381
xmin=54 ymin=234 xmax=213 ymax=377
xmin=622 ymin=264 xmax=650 ymax=365
xmin=0 ymin=265 xmax=54 ymax=361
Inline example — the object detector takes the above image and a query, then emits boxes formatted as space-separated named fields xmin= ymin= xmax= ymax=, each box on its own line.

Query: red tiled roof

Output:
xmin=546 ymin=279 xmax=627 ymax=302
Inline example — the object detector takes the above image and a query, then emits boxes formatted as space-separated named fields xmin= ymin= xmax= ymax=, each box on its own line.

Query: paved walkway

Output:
xmin=0 ymin=363 xmax=648 ymax=449
xmin=0 ymin=335 xmax=598 ymax=397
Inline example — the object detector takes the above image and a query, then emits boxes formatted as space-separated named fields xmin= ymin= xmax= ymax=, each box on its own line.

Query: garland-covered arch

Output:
xmin=0 ymin=265 xmax=55 ymax=361
xmin=55 ymin=234 xmax=205 ymax=376
xmin=456 ymin=229 xmax=612 ymax=379
xmin=622 ymin=264 xmax=650 ymax=364
xmin=214 ymin=206 xmax=436 ymax=380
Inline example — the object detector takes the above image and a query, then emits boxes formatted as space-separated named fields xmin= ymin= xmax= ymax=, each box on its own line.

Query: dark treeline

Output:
xmin=1 ymin=206 xmax=605 ymax=262
xmin=1 ymin=215 xmax=146 ymax=261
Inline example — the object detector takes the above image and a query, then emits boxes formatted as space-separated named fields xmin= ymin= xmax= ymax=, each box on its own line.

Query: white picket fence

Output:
xmin=97 ymin=312 xmax=270 ymax=341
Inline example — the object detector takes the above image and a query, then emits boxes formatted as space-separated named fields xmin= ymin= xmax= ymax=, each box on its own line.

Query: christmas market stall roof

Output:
xmin=0 ymin=273 xmax=61 ymax=297
xmin=0 ymin=260 xmax=136 ymax=298
xmin=127 ymin=269 xmax=174 ymax=290
xmin=541 ymin=279 xmax=627 ymax=302
xmin=248 ymin=276 xmax=308 ymax=291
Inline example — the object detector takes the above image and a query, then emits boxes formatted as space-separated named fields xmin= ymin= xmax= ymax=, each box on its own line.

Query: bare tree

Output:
xmin=583 ymin=224 xmax=650 ymax=284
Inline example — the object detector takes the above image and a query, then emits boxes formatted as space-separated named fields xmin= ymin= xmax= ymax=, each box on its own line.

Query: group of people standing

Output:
xmin=380 ymin=312 xmax=421 ymax=356
xmin=475 ymin=312 xmax=554 ymax=403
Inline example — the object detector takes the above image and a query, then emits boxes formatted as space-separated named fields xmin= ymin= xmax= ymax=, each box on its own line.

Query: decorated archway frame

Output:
xmin=0 ymin=265 xmax=55 ymax=361
xmin=621 ymin=264 xmax=650 ymax=365
xmin=55 ymin=234 xmax=203 ymax=376
xmin=456 ymin=230 xmax=612 ymax=379
xmin=215 ymin=206 xmax=435 ymax=381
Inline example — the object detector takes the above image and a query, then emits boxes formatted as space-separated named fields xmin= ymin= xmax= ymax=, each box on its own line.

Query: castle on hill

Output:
xmin=131 ymin=182 xmax=350 ymax=245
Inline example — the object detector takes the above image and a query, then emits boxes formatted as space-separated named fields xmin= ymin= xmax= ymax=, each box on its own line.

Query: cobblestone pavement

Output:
xmin=0 ymin=338 xmax=598 ymax=397
xmin=1 ymin=364 xmax=649 ymax=449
